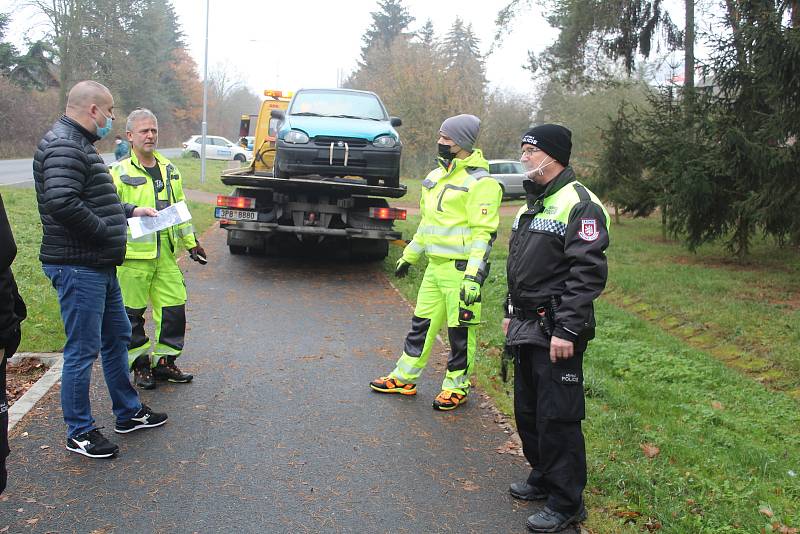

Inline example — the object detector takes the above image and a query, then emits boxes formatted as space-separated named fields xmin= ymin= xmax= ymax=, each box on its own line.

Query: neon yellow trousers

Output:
xmin=117 ymin=236 xmax=187 ymax=368
xmin=390 ymin=257 xmax=481 ymax=395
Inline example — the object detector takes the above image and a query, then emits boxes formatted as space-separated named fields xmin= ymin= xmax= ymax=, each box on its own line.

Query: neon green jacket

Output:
xmin=402 ymin=149 xmax=502 ymax=283
xmin=110 ymin=150 xmax=197 ymax=260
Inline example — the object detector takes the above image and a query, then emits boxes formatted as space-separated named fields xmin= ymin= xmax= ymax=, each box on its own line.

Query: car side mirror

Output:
xmin=271 ymin=109 xmax=286 ymax=121
xmin=390 ymin=117 xmax=402 ymax=127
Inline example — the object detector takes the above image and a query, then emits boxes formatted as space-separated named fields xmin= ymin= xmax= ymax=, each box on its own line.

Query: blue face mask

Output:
xmin=94 ymin=109 xmax=113 ymax=139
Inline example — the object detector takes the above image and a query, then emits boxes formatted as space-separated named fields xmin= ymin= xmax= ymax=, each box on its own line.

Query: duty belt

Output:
xmin=509 ymin=297 xmax=561 ymax=320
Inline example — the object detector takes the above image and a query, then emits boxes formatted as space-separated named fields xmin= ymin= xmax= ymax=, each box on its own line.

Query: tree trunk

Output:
xmin=661 ymin=205 xmax=667 ymax=241
xmin=684 ymin=0 xmax=695 ymax=119
xmin=792 ymin=0 xmax=800 ymax=28
xmin=614 ymin=204 xmax=620 ymax=225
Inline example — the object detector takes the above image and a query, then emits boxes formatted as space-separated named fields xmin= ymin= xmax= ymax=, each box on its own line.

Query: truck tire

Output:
xmin=229 ymin=245 xmax=247 ymax=255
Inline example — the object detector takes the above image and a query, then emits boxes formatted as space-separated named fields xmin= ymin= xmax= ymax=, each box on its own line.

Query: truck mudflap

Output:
xmin=221 ymin=220 xmax=402 ymax=241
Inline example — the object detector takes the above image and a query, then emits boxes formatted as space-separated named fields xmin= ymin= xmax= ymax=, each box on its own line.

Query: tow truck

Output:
xmin=216 ymin=89 xmax=407 ymax=260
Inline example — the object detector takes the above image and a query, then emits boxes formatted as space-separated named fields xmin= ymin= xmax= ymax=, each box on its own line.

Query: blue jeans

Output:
xmin=42 ymin=265 xmax=142 ymax=438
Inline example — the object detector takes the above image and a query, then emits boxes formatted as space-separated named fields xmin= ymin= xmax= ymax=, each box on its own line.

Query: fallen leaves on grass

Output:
xmin=760 ymin=506 xmax=775 ymax=518
xmin=711 ymin=400 xmax=724 ymax=410
xmin=640 ymin=442 xmax=660 ymax=459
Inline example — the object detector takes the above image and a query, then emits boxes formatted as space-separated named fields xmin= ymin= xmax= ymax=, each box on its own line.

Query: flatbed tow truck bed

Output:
xmin=220 ymin=169 xmax=407 ymax=198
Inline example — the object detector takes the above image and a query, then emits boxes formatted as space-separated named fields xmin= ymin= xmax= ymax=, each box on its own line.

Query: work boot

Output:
xmin=432 ymin=390 xmax=466 ymax=411
xmin=526 ymin=504 xmax=588 ymax=532
xmin=132 ymin=354 xmax=156 ymax=390
xmin=510 ymin=481 xmax=548 ymax=501
xmin=369 ymin=376 xmax=417 ymax=395
xmin=153 ymin=356 xmax=193 ymax=383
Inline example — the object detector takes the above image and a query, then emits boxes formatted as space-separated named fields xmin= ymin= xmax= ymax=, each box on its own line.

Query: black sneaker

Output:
xmin=133 ymin=354 xmax=156 ymax=390
xmin=510 ymin=481 xmax=548 ymax=501
xmin=114 ymin=404 xmax=168 ymax=434
xmin=153 ymin=356 xmax=193 ymax=383
xmin=66 ymin=428 xmax=119 ymax=459
xmin=526 ymin=504 xmax=588 ymax=532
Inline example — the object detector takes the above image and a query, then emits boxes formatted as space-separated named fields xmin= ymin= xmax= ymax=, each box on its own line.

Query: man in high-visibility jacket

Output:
xmin=111 ymin=109 xmax=205 ymax=389
xmin=370 ymin=114 xmax=502 ymax=410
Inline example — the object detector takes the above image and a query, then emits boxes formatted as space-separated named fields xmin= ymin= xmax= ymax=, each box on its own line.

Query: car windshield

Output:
xmin=289 ymin=90 xmax=387 ymax=121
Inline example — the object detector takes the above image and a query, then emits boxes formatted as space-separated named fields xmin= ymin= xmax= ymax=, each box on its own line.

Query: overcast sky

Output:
xmin=2 ymin=0 xmax=558 ymax=97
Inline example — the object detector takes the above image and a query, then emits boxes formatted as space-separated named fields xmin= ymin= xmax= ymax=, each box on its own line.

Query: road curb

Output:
xmin=7 ymin=353 xmax=63 ymax=431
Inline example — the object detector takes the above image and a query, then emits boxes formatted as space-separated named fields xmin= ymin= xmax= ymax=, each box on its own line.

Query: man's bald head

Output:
xmin=64 ymin=80 xmax=115 ymax=140
xmin=66 ymin=81 xmax=112 ymax=112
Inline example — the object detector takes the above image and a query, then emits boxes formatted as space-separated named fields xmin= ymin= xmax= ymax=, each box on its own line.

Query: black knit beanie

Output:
xmin=520 ymin=124 xmax=572 ymax=166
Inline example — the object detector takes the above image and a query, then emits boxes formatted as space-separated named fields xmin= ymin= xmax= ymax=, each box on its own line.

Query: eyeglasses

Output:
xmin=521 ymin=147 xmax=542 ymax=157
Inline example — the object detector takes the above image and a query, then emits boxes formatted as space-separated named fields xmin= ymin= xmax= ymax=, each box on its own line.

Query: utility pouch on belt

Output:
xmin=155 ymin=199 xmax=170 ymax=211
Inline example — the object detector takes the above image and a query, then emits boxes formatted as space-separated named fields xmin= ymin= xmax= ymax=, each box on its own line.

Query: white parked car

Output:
xmin=182 ymin=135 xmax=252 ymax=162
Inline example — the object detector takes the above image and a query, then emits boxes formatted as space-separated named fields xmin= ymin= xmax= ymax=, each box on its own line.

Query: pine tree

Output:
xmin=360 ymin=0 xmax=414 ymax=61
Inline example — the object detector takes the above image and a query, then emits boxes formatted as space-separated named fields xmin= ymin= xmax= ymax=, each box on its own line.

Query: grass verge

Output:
xmin=170 ymin=155 xmax=237 ymax=195
xmin=0 ymin=186 xmax=217 ymax=352
xmin=384 ymin=214 xmax=800 ymax=532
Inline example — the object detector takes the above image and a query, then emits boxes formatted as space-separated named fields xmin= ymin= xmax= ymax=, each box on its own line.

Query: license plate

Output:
xmin=215 ymin=207 xmax=257 ymax=221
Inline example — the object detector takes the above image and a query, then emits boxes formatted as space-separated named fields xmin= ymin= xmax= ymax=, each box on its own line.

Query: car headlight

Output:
xmin=284 ymin=130 xmax=309 ymax=144
xmin=373 ymin=135 xmax=397 ymax=148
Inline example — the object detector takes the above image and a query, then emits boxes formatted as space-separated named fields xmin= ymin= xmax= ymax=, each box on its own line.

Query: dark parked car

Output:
xmin=488 ymin=159 xmax=526 ymax=199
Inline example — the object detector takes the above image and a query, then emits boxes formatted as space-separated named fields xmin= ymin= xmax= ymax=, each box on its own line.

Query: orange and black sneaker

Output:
xmin=432 ymin=390 xmax=467 ymax=411
xmin=369 ymin=376 xmax=417 ymax=395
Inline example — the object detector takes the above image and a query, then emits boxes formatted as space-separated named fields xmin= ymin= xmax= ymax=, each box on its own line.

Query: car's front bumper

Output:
xmin=276 ymin=139 xmax=401 ymax=179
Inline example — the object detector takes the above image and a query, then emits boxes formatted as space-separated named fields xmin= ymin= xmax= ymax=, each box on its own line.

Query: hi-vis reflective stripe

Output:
xmin=418 ymin=225 xmax=472 ymax=237
xmin=394 ymin=357 xmax=424 ymax=379
xmin=406 ymin=240 xmax=424 ymax=254
xmin=471 ymin=240 xmax=491 ymax=252
xmin=128 ymin=231 xmax=156 ymax=243
xmin=176 ymin=224 xmax=195 ymax=238
xmin=467 ymin=257 xmax=485 ymax=271
xmin=443 ymin=372 xmax=469 ymax=390
xmin=426 ymin=243 xmax=470 ymax=256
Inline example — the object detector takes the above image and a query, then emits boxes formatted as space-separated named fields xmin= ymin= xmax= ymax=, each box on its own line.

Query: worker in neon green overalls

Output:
xmin=370 ymin=114 xmax=502 ymax=410
xmin=111 ymin=109 xmax=206 ymax=390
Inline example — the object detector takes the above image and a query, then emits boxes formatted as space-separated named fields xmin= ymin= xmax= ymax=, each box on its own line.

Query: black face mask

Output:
xmin=437 ymin=143 xmax=455 ymax=162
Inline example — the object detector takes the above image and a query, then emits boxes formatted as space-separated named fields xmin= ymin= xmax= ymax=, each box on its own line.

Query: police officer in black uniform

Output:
xmin=503 ymin=124 xmax=609 ymax=532
xmin=1 ymin=192 xmax=27 ymax=494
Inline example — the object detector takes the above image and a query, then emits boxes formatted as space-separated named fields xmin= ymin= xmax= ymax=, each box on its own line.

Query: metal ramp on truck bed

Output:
xmin=220 ymin=169 xmax=407 ymax=199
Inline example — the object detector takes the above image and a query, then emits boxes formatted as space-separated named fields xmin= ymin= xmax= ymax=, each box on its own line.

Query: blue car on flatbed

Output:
xmin=270 ymin=88 xmax=403 ymax=187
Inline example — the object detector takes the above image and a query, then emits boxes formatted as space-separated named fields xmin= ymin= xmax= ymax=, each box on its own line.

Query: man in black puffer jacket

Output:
xmin=34 ymin=80 xmax=168 ymax=459
xmin=1 ymin=192 xmax=26 ymax=494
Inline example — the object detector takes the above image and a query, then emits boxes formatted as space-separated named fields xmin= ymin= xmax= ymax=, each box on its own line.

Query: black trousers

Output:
xmin=1 ymin=327 xmax=21 ymax=495
xmin=513 ymin=343 xmax=586 ymax=515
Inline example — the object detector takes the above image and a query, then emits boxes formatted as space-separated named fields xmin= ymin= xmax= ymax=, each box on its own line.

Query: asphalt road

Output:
xmin=0 ymin=226 xmax=578 ymax=533
xmin=0 ymin=148 xmax=183 ymax=187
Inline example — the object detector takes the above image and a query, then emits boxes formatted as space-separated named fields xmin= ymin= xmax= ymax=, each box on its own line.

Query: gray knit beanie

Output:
xmin=440 ymin=114 xmax=481 ymax=152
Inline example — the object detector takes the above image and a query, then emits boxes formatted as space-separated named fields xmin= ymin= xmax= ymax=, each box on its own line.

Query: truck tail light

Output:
xmin=217 ymin=195 xmax=255 ymax=209
xmin=369 ymin=207 xmax=406 ymax=220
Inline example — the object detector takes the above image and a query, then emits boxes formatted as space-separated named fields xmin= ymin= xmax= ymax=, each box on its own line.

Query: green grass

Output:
xmin=170 ymin=155 xmax=236 ymax=195
xmin=384 ymin=214 xmax=800 ymax=532
xmin=0 ymin=186 xmax=217 ymax=352
xmin=605 ymin=215 xmax=800 ymax=395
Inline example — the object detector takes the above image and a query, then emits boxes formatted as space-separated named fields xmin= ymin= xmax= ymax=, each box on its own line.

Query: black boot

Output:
xmin=526 ymin=504 xmax=587 ymax=532
xmin=153 ymin=356 xmax=193 ymax=383
xmin=132 ymin=355 xmax=156 ymax=390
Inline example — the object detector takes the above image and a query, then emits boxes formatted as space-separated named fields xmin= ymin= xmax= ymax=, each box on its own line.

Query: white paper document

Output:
xmin=128 ymin=201 xmax=192 ymax=239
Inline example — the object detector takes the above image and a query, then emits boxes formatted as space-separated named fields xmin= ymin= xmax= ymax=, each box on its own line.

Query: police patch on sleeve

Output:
xmin=578 ymin=218 xmax=599 ymax=241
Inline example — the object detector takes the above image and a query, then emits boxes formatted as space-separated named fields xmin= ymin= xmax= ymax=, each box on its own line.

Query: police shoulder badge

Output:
xmin=578 ymin=218 xmax=599 ymax=241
